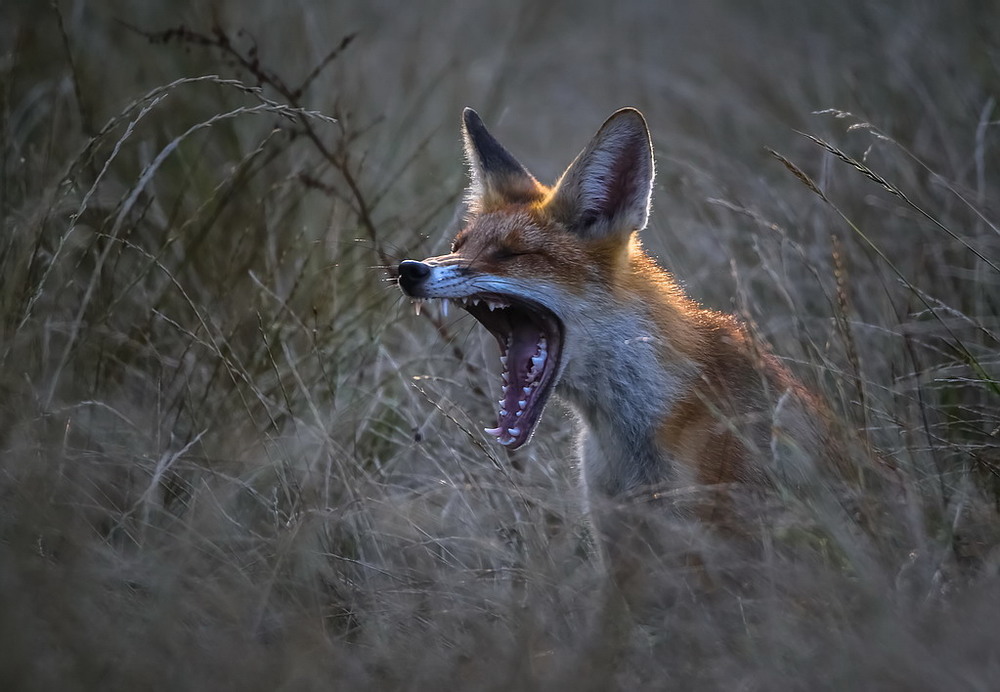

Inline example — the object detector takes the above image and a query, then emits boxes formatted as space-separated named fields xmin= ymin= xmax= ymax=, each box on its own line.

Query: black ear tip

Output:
xmin=616 ymin=106 xmax=645 ymax=118
xmin=608 ymin=107 xmax=649 ymax=131
xmin=462 ymin=108 xmax=484 ymax=132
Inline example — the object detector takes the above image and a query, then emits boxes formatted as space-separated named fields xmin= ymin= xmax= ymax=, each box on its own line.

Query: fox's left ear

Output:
xmin=462 ymin=108 xmax=544 ymax=212
xmin=547 ymin=108 xmax=654 ymax=239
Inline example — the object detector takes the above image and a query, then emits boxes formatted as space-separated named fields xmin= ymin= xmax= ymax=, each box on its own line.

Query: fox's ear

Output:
xmin=547 ymin=108 xmax=654 ymax=238
xmin=462 ymin=108 xmax=543 ymax=211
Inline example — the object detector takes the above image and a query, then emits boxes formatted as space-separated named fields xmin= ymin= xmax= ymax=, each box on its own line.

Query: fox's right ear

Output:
xmin=462 ymin=108 xmax=544 ymax=213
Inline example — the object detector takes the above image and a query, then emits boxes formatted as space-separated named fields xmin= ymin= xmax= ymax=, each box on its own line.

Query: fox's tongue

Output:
xmin=483 ymin=323 xmax=549 ymax=448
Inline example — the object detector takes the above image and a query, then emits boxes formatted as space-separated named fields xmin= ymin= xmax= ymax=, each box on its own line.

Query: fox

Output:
xmin=397 ymin=107 xmax=840 ymax=517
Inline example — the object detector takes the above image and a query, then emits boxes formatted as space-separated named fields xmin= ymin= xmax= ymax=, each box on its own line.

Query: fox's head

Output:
xmin=398 ymin=107 xmax=655 ymax=450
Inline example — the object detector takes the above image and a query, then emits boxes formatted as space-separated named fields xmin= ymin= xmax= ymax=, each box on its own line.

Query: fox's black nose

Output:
xmin=397 ymin=260 xmax=431 ymax=295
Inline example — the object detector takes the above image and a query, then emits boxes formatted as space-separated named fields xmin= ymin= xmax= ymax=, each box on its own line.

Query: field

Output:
xmin=2 ymin=1 xmax=999 ymax=689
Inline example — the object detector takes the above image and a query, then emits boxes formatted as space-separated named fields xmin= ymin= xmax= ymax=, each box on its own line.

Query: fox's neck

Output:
xmin=554 ymin=249 xmax=703 ymax=494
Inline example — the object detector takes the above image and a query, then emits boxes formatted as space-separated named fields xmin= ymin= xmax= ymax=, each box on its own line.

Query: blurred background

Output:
xmin=2 ymin=1 xmax=999 ymax=689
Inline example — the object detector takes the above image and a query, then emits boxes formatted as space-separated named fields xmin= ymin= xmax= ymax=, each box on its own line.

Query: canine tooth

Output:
xmin=414 ymin=299 xmax=423 ymax=316
xmin=441 ymin=299 xmax=449 ymax=318
xmin=518 ymin=399 xmax=527 ymax=409
xmin=499 ymin=437 xmax=516 ymax=446
xmin=507 ymin=427 xmax=521 ymax=436
xmin=483 ymin=426 xmax=503 ymax=436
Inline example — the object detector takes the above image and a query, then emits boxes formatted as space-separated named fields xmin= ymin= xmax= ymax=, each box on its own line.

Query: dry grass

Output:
xmin=2 ymin=0 xmax=999 ymax=689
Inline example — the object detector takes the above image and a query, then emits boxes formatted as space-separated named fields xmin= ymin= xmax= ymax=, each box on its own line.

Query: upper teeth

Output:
xmin=422 ymin=296 xmax=516 ymax=308
xmin=411 ymin=296 xmax=513 ymax=318
xmin=459 ymin=296 xmax=510 ymax=309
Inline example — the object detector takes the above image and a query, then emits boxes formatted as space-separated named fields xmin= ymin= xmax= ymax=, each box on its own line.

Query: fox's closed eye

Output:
xmin=493 ymin=247 xmax=529 ymax=261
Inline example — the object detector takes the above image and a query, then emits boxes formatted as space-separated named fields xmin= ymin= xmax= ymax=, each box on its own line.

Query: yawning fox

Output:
xmin=398 ymin=108 xmax=834 ymax=504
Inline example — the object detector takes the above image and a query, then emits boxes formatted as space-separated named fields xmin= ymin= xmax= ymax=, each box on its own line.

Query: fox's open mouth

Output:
xmin=413 ymin=294 xmax=563 ymax=449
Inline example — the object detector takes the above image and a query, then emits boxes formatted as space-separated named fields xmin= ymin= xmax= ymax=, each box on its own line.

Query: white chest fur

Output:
xmin=554 ymin=309 xmax=694 ymax=498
